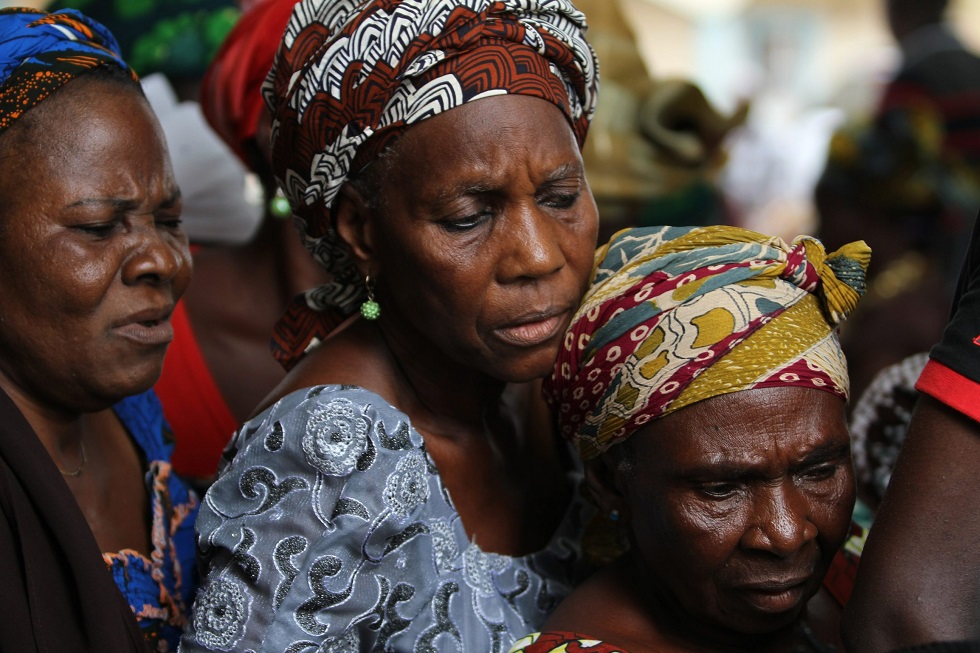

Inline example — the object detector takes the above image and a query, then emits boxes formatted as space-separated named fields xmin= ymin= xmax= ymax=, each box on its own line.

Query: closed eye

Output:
xmin=698 ymin=482 xmax=740 ymax=499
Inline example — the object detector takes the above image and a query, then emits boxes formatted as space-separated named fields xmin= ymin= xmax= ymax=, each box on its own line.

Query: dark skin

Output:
xmin=842 ymin=394 xmax=980 ymax=651
xmin=545 ymin=388 xmax=855 ymax=652
xmin=183 ymin=104 xmax=327 ymax=430
xmin=260 ymin=94 xmax=600 ymax=555
xmin=0 ymin=75 xmax=192 ymax=556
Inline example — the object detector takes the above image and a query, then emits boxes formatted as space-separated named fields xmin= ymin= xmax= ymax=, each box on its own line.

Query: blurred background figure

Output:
xmin=575 ymin=0 xmax=747 ymax=243
xmin=847 ymin=351 xmax=928 ymax=527
xmin=816 ymin=0 xmax=980 ymax=399
xmin=154 ymin=0 xmax=327 ymax=490
xmin=46 ymin=0 xmax=265 ymax=246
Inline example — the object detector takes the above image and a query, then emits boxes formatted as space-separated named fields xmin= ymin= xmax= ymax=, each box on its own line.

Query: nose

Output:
xmin=740 ymin=481 xmax=818 ymax=558
xmin=122 ymin=223 xmax=189 ymax=286
xmin=497 ymin=204 xmax=566 ymax=282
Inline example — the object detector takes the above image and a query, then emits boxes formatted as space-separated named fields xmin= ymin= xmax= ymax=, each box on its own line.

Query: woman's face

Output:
xmin=0 ymin=76 xmax=191 ymax=414
xmin=619 ymin=387 xmax=855 ymax=636
xmin=359 ymin=94 xmax=599 ymax=382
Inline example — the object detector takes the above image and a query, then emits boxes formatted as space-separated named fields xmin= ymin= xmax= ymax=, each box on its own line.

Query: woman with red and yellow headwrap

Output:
xmin=181 ymin=1 xmax=601 ymax=651
xmin=512 ymin=225 xmax=870 ymax=653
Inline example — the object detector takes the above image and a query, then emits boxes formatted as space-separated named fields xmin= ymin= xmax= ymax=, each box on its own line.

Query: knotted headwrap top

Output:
xmin=264 ymin=0 xmax=599 ymax=370
xmin=0 ymin=8 xmax=132 ymax=137
xmin=545 ymin=225 xmax=871 ymax=460
xmin=201 ymin=0 xmax=295 ymax=167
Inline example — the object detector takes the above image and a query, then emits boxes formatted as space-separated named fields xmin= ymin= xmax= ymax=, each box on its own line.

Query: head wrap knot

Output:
xmin=545 ymin=225 xmax=871 ymax=460
xmin=264 ymin=0 xmax=599 ymax=370
xmin=0 ymin=8 xmax=131 ymax=137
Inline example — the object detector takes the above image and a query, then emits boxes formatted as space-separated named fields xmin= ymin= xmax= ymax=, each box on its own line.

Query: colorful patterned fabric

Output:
xmin=200 ymin=0 xmax=295 ymax=166
xmin=510 ymin=632 xmax=630 ymax=653
xmin=546 ymin=225 xmax=870 ymax=460
xmin=822 ymin=520 xmax=868 ymax=608
xmin=264 ymin=0 xmax=600 ymax=370
xmin=105 ymin=390 xmax=200 ymax=653
xmin=0 ymin=7 xmax=131 ymax=136
xmin=180 ymin=385 xmax=591 ymax=652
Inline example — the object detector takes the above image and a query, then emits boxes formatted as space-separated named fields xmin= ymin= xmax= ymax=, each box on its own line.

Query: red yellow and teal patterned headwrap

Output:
xmin=264 ymin=0 xmax=600 ymax=370
xmin=0 ymin=7 xmax=132 ymax=137
xmin=545 ymin=225 xmax=871 ymax=461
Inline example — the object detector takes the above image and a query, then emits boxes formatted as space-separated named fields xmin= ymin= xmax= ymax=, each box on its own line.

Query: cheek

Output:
xmin=170 ymin=239 xmax=193 ymax=299
xmin=814 ymin=470 xmax=857 ymax=549
xmin=634 ymin=499 xmax=746 ymax=577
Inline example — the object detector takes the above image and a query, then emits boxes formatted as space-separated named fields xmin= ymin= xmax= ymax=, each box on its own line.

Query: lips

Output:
xmin=492 ymin=307 xmax=571 ymax=348
xmin=732 ymin=576 xmax=811 ymax=615
xmin=112 ymin=306 xmax=175 ymax=347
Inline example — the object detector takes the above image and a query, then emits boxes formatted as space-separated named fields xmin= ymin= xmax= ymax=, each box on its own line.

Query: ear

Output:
xmin=584 ymin=452 xmax=631 ymax=524
xmin=335 ymin=182 xmax=379 ymax=276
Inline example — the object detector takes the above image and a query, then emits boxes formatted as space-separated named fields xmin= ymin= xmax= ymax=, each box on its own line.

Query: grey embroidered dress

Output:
xmin=179 ymin=385 xmax=590 ymax=653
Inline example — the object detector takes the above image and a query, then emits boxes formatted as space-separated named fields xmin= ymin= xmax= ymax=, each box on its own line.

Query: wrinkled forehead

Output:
xmin=626 ymin=387 xmax=850 ymax=474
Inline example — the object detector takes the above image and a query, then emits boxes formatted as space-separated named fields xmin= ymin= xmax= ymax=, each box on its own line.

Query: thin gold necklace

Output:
xmin=59 ymin=440 xmax=87 ymax=477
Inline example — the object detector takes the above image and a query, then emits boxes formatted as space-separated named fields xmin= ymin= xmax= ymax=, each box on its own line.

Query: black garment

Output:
xmin=0 ymin=387 xmax=148 ymax=653
xmin=891 ymin=642 xmax=980 ymax=653
xmin=930 ymin=212 xmax=980 ymax=385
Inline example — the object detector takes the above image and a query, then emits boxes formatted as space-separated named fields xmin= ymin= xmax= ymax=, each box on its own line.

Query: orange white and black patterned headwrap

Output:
xmin=545 ymin=225 xmax=871 ymax=461
xmin=0 ymin=8 xmax=132 ymax=137
xmin=264 ymin=0 xmax=599 ymax=370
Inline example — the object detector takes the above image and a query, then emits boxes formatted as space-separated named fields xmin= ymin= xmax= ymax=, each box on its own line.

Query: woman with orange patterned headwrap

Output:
xmin=511 ymin=225 xmax=870 ymax=653
xmin=181 ymin=1 xmax=601 ymax=651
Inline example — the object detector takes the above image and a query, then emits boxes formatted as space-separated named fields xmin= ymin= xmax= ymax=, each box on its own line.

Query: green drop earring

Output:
xmin=360 ymin=274 xmax=381 ymax=320
xmin=269 ymin=187 xmax=292 ymax=219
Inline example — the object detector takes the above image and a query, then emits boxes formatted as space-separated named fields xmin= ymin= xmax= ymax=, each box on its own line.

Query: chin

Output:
xmin=496 ymin=359 xmax=557 ymax=384
xmin=101 ymin=361 xmax=164 ymax=402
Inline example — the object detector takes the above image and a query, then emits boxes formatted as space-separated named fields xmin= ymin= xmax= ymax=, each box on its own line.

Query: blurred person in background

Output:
xmin=816 ymin=0 xmax=980 ymax=401
xmin=573 ymin=0 xmax=744 ymax=243
xmin=154 ymin=0 xmax=328 ymax=490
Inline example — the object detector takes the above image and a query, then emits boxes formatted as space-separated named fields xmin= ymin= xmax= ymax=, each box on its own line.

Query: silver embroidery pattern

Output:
xmin=191 ymin=578 xmax=249 ymax=650
xmin=463 ymin=545 xmax=510 ymax=597
xmin=181 ymin=386 xmax=590 ymax=653
xmin=317 ymin=629 xmax=360 ymax=652
xmin=302 ymin=398 xmax=370 ymax=476
xmin=382 ymin=451 xmax=431 ymax=519
xmin=430 ymin=518 xmax=459 ymax=573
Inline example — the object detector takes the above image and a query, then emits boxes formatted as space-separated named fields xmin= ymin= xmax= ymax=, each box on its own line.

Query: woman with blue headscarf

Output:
xmin=0 ymin=8 xmax=196 ymax=652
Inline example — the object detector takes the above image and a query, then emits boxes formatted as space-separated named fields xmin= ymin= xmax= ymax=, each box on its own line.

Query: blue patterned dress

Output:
xmin=180 ymin=385 xmax=591 ymax=653
xmin=106 ymin=390 xmax=199 ymax=652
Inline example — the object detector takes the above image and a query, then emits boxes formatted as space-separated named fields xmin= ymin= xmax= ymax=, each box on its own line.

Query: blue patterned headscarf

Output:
xmin=0 ymin=7 xmax=131 ymax=136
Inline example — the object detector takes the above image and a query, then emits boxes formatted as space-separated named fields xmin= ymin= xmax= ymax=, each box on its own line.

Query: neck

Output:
xmin=374 ymin=320 xmax=507 ymax=439
xmin=0 ymin=375 xmax=95 ymax=468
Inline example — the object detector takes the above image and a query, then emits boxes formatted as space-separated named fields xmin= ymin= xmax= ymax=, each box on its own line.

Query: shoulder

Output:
xmin=197 ymin=384 xmax=426 ymax=542
xmin=223 ymin=384 xmax=418 ymax=473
